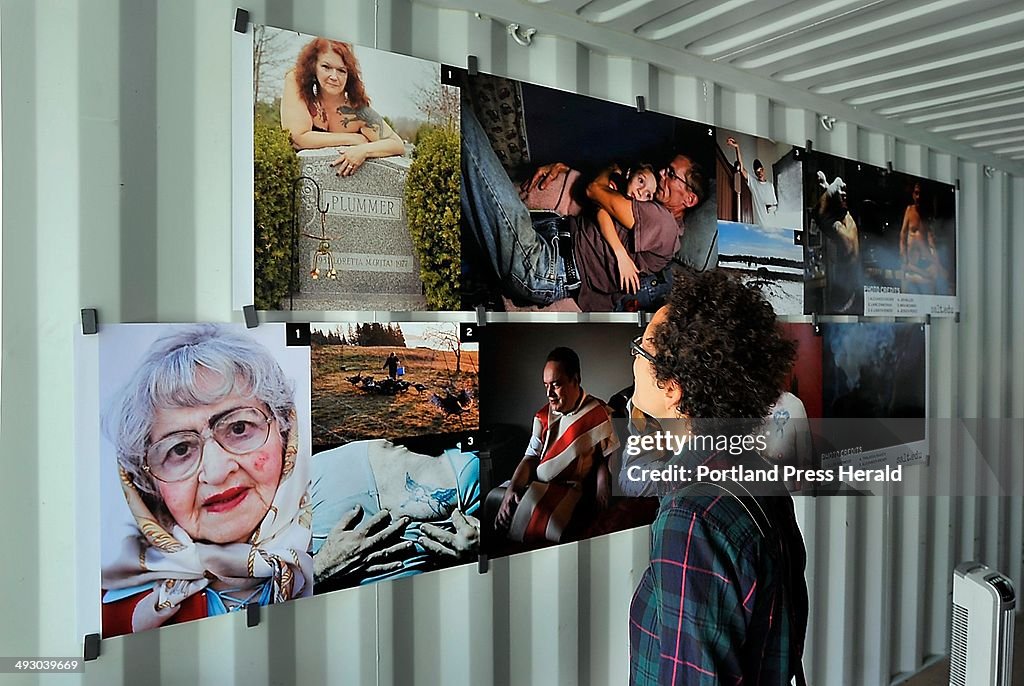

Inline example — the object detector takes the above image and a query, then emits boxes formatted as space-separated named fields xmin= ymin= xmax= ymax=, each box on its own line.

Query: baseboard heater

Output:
xmin=950 ymin=561 xmax=1016 ymax=685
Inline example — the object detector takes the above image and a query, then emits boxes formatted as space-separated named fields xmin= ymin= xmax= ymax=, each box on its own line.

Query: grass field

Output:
xmin=311 ymin=344 xmax=479 ymax=447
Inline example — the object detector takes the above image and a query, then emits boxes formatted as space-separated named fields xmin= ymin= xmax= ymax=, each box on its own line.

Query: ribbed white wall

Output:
xmin=0 ymin=1 xmax=1021 ymax=685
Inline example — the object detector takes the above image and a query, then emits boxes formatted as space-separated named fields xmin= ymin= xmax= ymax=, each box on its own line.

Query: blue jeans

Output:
xmin=461 ymin=98 xmax=570 ymax=305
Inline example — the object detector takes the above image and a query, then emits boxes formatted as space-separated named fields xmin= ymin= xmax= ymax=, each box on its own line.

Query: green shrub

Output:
xmin=253 ymin=120 xmax=298 ymax=309
xmin=405 ymin=126 xmax=461 ymax=310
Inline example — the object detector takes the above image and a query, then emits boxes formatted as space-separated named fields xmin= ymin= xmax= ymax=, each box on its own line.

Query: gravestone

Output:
xmin=291 ymin=149 xmax=426 ymax=311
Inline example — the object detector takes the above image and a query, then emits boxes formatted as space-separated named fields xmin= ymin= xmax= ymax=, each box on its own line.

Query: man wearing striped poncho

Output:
xmin=495 ymin=347 xmax=619 ymax=543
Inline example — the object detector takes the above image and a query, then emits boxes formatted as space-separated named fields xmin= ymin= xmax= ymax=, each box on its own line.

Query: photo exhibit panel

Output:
xmin=308 ymin=321 xmax=480 ymax=594
xmin=92 ymin=323 xmax=312 ymax=638
xmin=239 ymin=24 xmax=461 ymax=312
xmin=476 ymin=322 xmax=658 ymax=557
xmin=460 ymin=72 xmax=717 ymax=314
xmin=715 ymin=129 xmax=805 ymax=315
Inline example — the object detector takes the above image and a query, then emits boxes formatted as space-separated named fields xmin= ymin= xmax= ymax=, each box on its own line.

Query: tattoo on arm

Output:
xmin=336 ymin=105 xmax=383 ymax=138
xmin=402 ymin=473 xmax=458 ymax=518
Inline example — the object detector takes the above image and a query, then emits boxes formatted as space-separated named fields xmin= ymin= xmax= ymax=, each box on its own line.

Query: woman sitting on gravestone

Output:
xmin=280 ymin=37 xmax=405 ymax=177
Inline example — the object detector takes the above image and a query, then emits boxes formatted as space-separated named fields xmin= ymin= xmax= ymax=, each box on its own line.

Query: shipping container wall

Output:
xmin=1 ymin=1 xmax=1021 ymax=685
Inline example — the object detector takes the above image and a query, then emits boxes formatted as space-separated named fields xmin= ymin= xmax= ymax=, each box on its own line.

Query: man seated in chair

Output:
xmin=489 ymin=347 xmax=619 ymax=544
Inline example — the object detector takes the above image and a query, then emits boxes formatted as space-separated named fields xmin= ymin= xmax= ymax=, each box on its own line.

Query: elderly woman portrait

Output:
xmin=100 ymin=325 xmax=312 ymax=637
xmin=279 ymin=37 xmax=405 ymax=176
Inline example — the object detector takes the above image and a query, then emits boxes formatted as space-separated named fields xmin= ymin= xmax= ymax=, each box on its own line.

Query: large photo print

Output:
xmin=714 ymin=129 xmax=805 ymax=314
xmin=861 ymin=172 xmax=957 ymax=316
xmin=477 ymin=323 xmax=658 ymax=556
xmin=245 ymin=24 xmax=460 ymax=311
xmin=802 ymin=152 xmax=957 ymax=316
xmin=308 ymin=321 xmax=480 ymax=594
xmin=460 ymin=74 xmax=716 ymax=313
xmin=97 ymin=324 xmax=312 ymax=637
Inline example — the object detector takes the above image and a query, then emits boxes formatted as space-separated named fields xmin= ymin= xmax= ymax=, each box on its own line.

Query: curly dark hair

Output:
xmin=649 ymin=267 xmax=795 ymax=432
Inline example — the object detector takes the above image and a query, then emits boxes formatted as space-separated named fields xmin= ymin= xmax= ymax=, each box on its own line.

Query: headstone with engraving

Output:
xmin=291 ymin=149 xmax=426 ymax=311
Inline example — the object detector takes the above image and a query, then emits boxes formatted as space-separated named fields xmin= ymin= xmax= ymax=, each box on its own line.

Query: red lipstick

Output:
xmin=204 ymin=486 xmax=249 ymax=513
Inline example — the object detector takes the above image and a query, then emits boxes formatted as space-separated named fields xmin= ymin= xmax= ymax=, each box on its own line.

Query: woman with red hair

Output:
xmin=280 ymin=37 xmax=404 ymax=176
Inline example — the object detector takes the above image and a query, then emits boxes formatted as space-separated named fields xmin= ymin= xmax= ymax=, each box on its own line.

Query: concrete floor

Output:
xmin=900 ymin=613 xmax=1023 ymax=685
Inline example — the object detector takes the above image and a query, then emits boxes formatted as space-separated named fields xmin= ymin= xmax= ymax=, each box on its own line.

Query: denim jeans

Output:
xmin=461 ymin=98 xmax=570 ymax=305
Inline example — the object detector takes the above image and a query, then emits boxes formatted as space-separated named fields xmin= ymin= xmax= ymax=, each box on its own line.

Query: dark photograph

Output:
xmin=476 ymin=323 xmax=658 ymax=556
xmin=461 ymin=74 xmax=716 ymax=313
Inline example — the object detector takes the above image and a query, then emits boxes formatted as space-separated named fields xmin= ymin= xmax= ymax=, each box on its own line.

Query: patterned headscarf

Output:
xmin=103 ymin=411 xmax=312 ymax=629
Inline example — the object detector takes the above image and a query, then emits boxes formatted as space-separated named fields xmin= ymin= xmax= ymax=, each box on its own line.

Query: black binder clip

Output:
xmin=805 ymin=139 xmax=814 ymax=153
xmin=83 ymin=633 xmax=101 ymax=661
xmin=246 ymin=602 xmax=260 ymax=628
xmin=812 ymin=313 xmax=822 ymax=337
xmin=234 ymin=8 xmax=250 ymax=34
xmin=635 ymin=95 xmax=646 ymax=113
xmin=243 ymin=304 xmax=258 ymax=329
xmin=468 ymin=54 xmax=479 ymax=77
xmin=476 ymin=305 xmax=487 ymax=327
xmin=81 ymin=308 xmax=98 ymax=335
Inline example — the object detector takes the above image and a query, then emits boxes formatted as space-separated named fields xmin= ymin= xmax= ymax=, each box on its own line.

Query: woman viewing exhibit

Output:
xmin=627 ymin=270 xmax=808 ymax=685
xmin=280 ymin=37 xmax=405 ymax=176
xmin=100 ymin=325 xmax=312 ymax=637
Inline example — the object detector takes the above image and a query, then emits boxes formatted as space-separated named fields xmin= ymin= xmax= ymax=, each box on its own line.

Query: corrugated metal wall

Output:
xmin=0 ymin=1 xmax=1021 ymax=684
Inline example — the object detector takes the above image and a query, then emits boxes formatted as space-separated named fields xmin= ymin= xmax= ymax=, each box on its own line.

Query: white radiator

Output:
xmin=950 ymin=561 xmax=1016 ymax=686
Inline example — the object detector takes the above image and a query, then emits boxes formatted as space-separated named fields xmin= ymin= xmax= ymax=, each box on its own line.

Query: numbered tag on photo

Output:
xmin=456 ymin=431 xmax=480 ymax=453
xmin=459 ymin=322 xmax=479 ymax=343
xmin=441 ymin=64 xmax=466 ymax=86
xmin=286 ymin=323 xmax=311 ymax=346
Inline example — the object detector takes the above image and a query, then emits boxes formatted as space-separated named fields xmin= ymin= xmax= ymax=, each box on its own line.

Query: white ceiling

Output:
xmin=434 ymin=0 xmax=1024 ymax=174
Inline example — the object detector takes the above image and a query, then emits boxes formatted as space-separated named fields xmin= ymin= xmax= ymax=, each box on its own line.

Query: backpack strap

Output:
xmin=677 ymin=478 xmax=807 ymax=686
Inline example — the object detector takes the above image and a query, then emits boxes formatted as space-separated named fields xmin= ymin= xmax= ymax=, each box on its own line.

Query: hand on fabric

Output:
xmin=726 ymin=136 xmax=739 ymax=149
xmin=314 ymin=505 xmax=413 ymax=583
xmin=616 ymin=252 xmax=641 ymax=294
xmin=530 ymin=162 xmax=571 ymax=191
xmin=131 ymin=579 xmax=200 ymax=633
xmin=418 ymin=510 xmax=481 ymax=559
xmin=494 ymin=487 xmax=523 ymax=532
xmin=331 ymin=145 xmax=370 ymax=177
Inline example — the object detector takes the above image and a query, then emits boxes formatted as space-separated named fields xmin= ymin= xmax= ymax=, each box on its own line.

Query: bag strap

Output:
xmin=677 ymin=478 xmax=807 ymax=686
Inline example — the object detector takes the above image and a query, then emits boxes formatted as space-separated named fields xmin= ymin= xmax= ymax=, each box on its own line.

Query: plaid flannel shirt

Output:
xmin=628 ymin=451 xmax=807 ymax=686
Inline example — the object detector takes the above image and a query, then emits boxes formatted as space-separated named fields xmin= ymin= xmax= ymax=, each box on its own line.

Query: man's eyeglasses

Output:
xmin=630 ymin=335 xmax=657 ymax=365
xmin=665 ymin=165 xmax=696 ymax=195
xmin=143 ymin=406 xmax=275 ymax=483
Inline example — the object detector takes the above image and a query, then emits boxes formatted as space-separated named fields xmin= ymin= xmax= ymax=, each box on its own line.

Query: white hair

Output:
xmin=105 ymin=324 xmax=295 ymax=500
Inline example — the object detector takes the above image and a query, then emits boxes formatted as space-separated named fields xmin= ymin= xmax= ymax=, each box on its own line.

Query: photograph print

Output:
xmin=309 ymin=321 xmax=478 ymax=449
xmin=308 ymin=321 xmax=480 ymax=594
xmin=476 ymin=323 xmax=659 ymax=557
xmin=96 ymin=324 xmax=313 ymax=638
xmin=245 ymin=24 xmax=460 ymax=312
xmin=715 ymin=129 xmax=805 ymax=314
xmin=802 ymin=152 xmax=889 ymax=316
xmin=801 ymin=153 xmax=956 ymax=317
xmin=860 ymin=171 xmax=957 ymax=317
xmin=819 ymin=322 xmax=928 ymax=469
xmin=460 ymin=73 xmax=716 ymax=313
